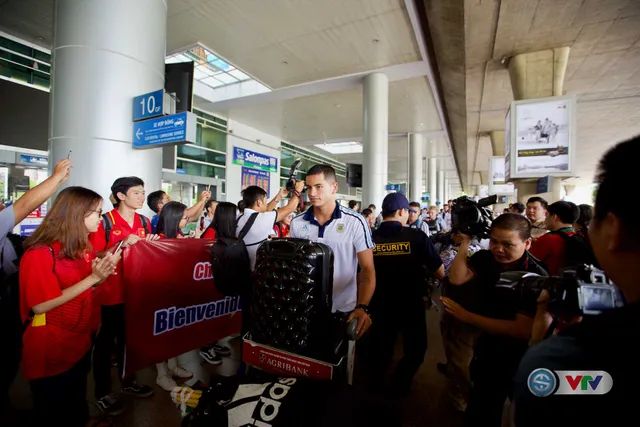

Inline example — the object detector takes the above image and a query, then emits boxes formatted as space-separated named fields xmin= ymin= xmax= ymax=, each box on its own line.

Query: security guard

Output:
xmin=368 ymin=192 xmax=444 ymax=396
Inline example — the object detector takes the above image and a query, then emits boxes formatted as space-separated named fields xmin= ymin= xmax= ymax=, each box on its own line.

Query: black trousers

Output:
xmin=92 ymin=303 xmax=134 ymax=399
xmin=464 ymin=351 xmax=521 ymax=427
xmin=30 ymin=351 xmax=91 ymax=427
xmin=368 ymin=298 xmax=428 ymax=392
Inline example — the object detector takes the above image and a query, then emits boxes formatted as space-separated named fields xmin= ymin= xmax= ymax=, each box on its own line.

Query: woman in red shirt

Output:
xmin=20 ymin=187 xmax=120 ymax=426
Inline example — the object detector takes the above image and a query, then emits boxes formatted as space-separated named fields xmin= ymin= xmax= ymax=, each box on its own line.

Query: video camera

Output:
xmin=285 ymin=159 xmax=307 ymax=193
xmin=497 ymin=264 xmax=624 ymax=318
xmin=451 ymin=194 xmax=497 ymax=239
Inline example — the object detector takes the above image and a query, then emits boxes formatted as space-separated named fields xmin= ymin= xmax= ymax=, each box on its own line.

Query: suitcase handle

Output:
xmin=346 ymin=318 xmax=358 ymax=341
xmin=263 ymin=238 xmax=311 ymax=259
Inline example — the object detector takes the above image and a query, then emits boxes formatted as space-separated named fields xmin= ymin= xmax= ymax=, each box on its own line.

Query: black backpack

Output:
xmin=209 ymin=213 xmax=258 ymax=296
xmin=557 ymin=231 xmax=600 ymax=270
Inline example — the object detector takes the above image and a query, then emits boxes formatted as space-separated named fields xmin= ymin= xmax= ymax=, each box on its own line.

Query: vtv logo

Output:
xmin=528 ymin=369 xmax=613 ymax=397
xmin=556 ymin=371 xmax=613 ymax=395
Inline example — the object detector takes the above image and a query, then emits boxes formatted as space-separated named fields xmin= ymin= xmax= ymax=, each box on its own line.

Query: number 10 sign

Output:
xmin=133 ymin=89 xmax=164 ymax=122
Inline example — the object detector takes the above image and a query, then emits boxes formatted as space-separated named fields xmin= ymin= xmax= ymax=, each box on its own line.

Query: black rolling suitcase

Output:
xmin=251 ymin=238 xmax=344 ymax=362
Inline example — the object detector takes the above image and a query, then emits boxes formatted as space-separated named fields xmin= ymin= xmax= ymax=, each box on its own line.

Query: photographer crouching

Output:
xmin=512 ymin=137 xmax=640 ymax=427
xmin=440 ymin=199 xmax=547 ymax=426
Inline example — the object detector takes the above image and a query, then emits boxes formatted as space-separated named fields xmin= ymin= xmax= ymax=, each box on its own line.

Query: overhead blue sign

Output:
xmin=232 ymin=146 xmax=278 ymax=173
xmin=133 ymin=89 xmax=164 ymax=122
xmin=386 ymin=184 xmax=400 ymax=191
xmin=18 ymin=154 xmax=48 ymax=166
xmin=133 ymin=111 xmax=197 ymax=149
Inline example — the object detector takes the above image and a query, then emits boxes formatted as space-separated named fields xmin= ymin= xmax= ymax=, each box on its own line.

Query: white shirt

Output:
xmin=290 ymin=202 xmax=374 ymax=313
xmin=406 ymin=218 xmax=430 ymax=236
xmin=236 ymin=208 xmax=277 ymax=271
xmin=0 ymin=206 xmax=17 ymax=276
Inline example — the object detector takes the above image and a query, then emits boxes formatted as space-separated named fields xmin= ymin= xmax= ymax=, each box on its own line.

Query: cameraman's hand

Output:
xmin=294 ymin=180 xmax=305 ymax=193
xmin=531 ymin=290 xmax=554 ymax=344
xmin=452 ymin=231 xmax=472 ymax=245
xmin=277 ymin=188 xmax=289 ymax=200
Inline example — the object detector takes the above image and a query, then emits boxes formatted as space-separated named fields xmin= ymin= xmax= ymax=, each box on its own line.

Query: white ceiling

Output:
xmin=167 ymin=0 xmax=421 ymax=88
xmin=195 ymin=76 xmax=441 ymax=142
xmin=0 ymin=0 xmax=460 ymax=188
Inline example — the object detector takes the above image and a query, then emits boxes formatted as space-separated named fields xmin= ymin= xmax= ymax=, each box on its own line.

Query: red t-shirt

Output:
xmin=202 ymin=226 xmax=216 ymax=239
xmin=89 ymin=209 xmax=151 ymax=306
xmin=20 ymin=242 xmax=96 ymax=380
xmin=529 ymin=229 xmax=575 ymax=276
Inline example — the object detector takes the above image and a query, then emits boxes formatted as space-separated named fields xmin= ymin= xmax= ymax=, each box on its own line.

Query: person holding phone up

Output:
xmin=19 ymin=187 xmax=121 ymax=426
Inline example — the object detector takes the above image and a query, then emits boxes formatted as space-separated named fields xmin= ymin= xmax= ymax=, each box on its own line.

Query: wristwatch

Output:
xmin=355 ymin=304 xmax=370 ymax=315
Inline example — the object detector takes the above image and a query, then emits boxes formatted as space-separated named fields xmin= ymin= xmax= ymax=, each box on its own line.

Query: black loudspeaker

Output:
xmin=346 ymin=163 xmax=362 ymax=187
xmin=165 ymin=62 xmax=194 ymax=112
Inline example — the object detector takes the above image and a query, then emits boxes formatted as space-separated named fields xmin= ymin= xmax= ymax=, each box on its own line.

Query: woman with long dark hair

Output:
xmin=201 ymin=201 xmax=237 ymax=239
xmin=155 ymin=201 xmax=194 ymax=390
xmin=157 ymin=201 xmax=189 ymax=239
xmin=199 ymin=202 xmax=237 ymax=364
xmin=20 ymin=187 xmax=120 ymax=426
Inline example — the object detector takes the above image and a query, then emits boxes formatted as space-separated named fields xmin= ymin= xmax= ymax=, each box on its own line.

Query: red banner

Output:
xmin=122 ymin=239 xmax=241 ymax=377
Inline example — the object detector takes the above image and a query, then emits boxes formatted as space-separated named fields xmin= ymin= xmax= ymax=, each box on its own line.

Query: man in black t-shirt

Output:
xmin=369 ymin=193 xmax=444 ymax=396
xmin=441 ymin=213 xmax=547 ymax=426
xmin=512 ymin=137 xmax=640 ymax=427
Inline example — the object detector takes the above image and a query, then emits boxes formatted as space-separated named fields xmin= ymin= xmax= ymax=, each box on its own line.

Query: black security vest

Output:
xmin=371 ymin=225 xmax=429 ymax=302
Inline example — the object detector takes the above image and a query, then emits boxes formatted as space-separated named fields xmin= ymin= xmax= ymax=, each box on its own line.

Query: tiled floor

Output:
xmin=4 ymin=300 xmax=465 ymax=427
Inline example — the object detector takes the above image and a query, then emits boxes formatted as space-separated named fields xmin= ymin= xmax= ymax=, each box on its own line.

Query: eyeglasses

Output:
xmin=89 ymin=209 xmax=103 ymax=216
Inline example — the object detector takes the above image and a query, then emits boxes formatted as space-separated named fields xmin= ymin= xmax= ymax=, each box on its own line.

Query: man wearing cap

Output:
xmin=367 ymin=192 xmax=444 ymax=397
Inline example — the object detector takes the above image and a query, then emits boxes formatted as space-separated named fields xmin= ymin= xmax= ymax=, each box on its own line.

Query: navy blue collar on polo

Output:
xmin=376 ymin=220 xmax=404 ymax=237
xmin=303 ymin=201 xmax=342 ymax=238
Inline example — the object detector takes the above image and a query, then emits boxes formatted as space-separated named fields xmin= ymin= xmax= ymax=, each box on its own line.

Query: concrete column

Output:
xmin=508 ymin=47 xmax=570 ymax=100
xmin=429 ymin=157 xmax=437 ymax=206
xmin=490 ymin=130 xmax=506 ymax=156
xmin=437 ymin=169 xmax=445 ymax=206
xmin=49 ymin=0 xmax=167 ymax=212
xmin=444 ymin=178 xmax=450 ymax=203
xmin=409 ymin=133 xmax=423 ymax=203
xmin=362 ymin=73 xmax=389 ymax=208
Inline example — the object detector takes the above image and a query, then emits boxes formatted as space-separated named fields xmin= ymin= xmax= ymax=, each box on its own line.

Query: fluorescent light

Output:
xmin=314 ymin=141 xmax=363 ymax=154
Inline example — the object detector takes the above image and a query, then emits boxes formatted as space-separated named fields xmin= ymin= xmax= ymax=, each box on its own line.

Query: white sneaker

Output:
xmin=171 ymin=366 xmax=194 ymax=379
xmin=156 ymin=375 xmax=178 ymax=391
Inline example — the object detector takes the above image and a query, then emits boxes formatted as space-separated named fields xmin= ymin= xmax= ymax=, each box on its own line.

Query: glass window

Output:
xmin=177 ymin=145 xmax=226 ymax=166
xmin=176 ymin=160 xmax=227 ymax=180
xmin=196 ymin=124 xmax=227 ymax=152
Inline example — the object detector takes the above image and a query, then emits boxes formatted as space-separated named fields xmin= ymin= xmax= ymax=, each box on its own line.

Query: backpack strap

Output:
xmin=23 ymin=245 xmax=55 ymax=333
xmin=102 ymin=213 xmax=114 ymax=248
xmin=138 ymin=214 xmax=150 ymax=234
xmin=238 ymin=212 xmax=259 ymax=241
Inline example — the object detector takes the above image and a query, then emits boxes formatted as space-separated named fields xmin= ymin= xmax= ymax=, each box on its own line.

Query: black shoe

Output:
xmin=211 ymin=343 xmax=232 ymax=357
xmin=199 ymin=347 xmax=222 ymax=364
xmin=95 ymin=393 xmax=125 ymax=416
xmin=121 ymin=381 xmax=154 ymax=398
xmin=191 ymin=380 xmax=209 ymax=391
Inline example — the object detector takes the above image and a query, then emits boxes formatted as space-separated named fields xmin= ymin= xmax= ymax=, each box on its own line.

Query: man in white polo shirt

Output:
xmin=290 ymin=165 xmax=376 ymax=338
xmin=237 ymin=182 xmax=305 ymax=270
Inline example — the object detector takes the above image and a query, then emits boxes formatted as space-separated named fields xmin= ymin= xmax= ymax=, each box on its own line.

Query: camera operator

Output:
xmin=441 ymin=213 xmax=547 ymax=426
xmin=512 ymin=137 xmax=640 ymax=427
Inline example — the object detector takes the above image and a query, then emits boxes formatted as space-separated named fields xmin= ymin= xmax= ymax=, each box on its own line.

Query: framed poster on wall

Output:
xmin=507 ymin=95 xmax=576 ymax=178
xmin=489 ymin=156 xmax=515 ymax=194
xmin=241 ymin=167 xmax=270 ymax=197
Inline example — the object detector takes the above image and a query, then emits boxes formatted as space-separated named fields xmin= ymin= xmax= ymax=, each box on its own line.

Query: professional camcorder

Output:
xmin=498 ymin=264 xmax=624 ymax=318
xmin=451 ymin=194 xmax=497 ymax=239
xmin=285 ymin=159 xmax=307 ymax=193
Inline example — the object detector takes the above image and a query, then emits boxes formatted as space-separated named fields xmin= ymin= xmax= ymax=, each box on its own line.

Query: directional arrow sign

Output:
xmin=132 ymin=112 xmax=197 ymax=149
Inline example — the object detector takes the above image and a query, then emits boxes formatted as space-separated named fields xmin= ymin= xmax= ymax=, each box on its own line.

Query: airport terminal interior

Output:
xmin=1 ymin=0 xmax=640 ymax=426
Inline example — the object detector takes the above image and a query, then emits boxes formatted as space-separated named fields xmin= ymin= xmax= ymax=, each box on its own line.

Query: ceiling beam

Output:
xmin=196 ymin=60 xmax=430 ymax=112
